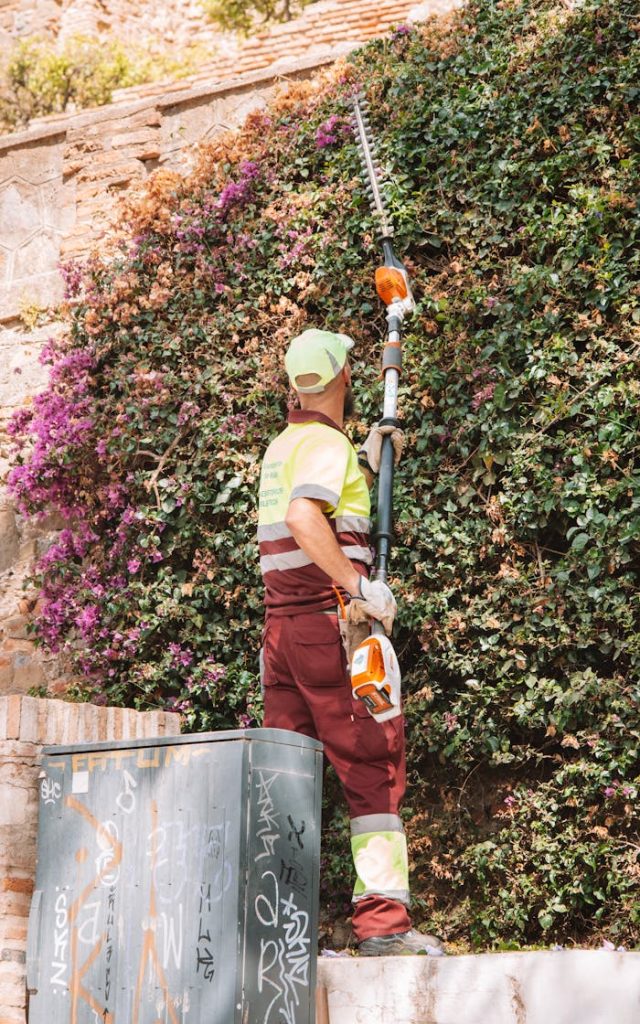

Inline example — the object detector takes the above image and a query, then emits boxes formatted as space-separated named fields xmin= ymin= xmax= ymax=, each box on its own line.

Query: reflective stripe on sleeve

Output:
xmin=290 ymin=484 xmax=341 ymax=506
xmin=334 ymin=515 xmax=371 ymax=534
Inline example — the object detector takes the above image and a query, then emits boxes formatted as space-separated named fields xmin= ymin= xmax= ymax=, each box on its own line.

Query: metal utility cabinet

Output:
xmin=27 ymin=728 xmax=323 ymax=1024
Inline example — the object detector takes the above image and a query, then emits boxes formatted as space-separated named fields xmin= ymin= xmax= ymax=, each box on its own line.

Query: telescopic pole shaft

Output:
xmin=371 ymin=312 xmax=402 ymax=635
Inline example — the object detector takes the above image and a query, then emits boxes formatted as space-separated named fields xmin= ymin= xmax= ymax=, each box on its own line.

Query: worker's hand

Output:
xmin=358 ymin=423 xmax=405 ymax=474
xmin=348 ymin=577 xmax=397 ymax=635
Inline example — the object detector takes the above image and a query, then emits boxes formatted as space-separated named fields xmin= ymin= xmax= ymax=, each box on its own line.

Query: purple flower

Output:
xmin=168 ymin=642 xmax=193 ymax=668
xmin=216 ymin=161 xmax=260 ymax=217
xmin=165 ymin=697 xmax=193 ymax=713
xmin=471 ymin=383 xmax=496 ymax=411
xmin=127 ymin=558 xmax=141 ymax=573
xmin=177 ymin=400 xmax=200 ymax=426
xmin=443 ymin=711 xmax=458 ymax=732
xmin=204 ymin=665 xmax=226 ymax=686
xmin=74 ymin=605 xmax=100 ymax=636
xmin=220 ymin=412 xmax=255 ymax=439
xmin=59 ymin=259 xmax=86 ymax=300
xmin=316 ymin=115 xmax=340 ymax=149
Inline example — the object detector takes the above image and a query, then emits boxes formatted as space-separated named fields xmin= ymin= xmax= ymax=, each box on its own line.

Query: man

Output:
xmin=257 ymin=327 xmax=443 ymax=956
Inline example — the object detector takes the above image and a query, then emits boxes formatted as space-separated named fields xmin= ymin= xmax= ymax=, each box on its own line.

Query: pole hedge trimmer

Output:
xmin=348 ymin=93 xmax=416 ymax=723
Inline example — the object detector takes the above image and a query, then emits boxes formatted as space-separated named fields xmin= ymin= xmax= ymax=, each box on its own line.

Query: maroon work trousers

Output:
xmin=261 ymin=610 xmax=411 ymax=940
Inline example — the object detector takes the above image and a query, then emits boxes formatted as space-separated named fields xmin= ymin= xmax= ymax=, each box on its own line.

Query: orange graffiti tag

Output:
xmin=66 ymin=795 xmax=122 ymax=1024
xmin=132 ymin=800 xmax=180 ymax=1024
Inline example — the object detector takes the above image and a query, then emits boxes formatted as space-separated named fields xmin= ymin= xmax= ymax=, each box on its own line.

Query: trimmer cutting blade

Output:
xmin=351 ymin=93 xmax=395 ymax=241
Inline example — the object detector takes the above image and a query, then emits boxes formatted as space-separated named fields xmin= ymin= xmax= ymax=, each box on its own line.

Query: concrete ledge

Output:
xmin=316 ymin=950 xmax=640 ymax=1024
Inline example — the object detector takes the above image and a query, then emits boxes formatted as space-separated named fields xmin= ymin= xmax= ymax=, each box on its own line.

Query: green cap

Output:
xmin=285 ymin=328 xmax=355 ymax=394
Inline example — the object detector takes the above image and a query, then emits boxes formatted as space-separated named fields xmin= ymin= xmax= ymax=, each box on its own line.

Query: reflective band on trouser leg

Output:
xmin=350 ymin=814 xmax=410 ymax=907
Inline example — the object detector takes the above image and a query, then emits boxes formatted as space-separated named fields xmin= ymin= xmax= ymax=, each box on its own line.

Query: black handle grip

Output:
xmin=373 ymin=432 xmax=395 ymax=580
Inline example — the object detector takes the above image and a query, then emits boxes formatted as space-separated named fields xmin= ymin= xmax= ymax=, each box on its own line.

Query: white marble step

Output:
xmin=316 ymin=949 xmax=640 ymax=1024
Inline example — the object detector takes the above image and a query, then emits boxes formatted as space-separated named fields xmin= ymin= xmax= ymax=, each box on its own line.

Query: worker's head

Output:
xmin=285 ymin=328 xmax=355 ymax=417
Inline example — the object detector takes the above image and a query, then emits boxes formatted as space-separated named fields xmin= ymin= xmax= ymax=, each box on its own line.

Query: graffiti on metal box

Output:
xmin=28 ymin=737 xmax=319 ymax=1023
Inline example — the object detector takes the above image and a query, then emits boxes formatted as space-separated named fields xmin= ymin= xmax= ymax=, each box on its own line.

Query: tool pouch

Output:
xmin=338 ymin=614 xmax=370 ymax=668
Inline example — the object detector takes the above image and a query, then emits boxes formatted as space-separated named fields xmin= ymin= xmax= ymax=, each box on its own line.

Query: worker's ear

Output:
xmin=342 ymin=363 xmax=352 ymax=385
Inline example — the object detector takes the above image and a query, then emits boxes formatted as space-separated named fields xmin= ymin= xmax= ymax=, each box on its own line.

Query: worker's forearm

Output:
xmin=360 ymin=463 xmax=374 ymax=490
xmin=285 ymin=498 xmax=362 ymax=595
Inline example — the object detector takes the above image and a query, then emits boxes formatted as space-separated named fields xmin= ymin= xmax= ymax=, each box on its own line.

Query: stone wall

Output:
xmin=0 ymin=52 xmax=338 ymax=701
xmin=0 ymin=695 xmax=181 ymax=1024
xmin=0 ymin=52 xmax=339 ymax=323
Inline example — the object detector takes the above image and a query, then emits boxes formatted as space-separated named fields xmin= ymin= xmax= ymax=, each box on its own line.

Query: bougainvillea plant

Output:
xmin=9 ymin=0 xmax=640 ymax=949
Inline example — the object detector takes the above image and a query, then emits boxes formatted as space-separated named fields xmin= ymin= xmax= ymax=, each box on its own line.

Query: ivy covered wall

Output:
xmin=8 ymin=0 xmax=640 ymax=949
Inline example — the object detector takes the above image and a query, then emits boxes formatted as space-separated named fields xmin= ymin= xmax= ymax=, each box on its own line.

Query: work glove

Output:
xmin=348 ymin=577 xmax=397 ymax=635
xmin=358 ymin=423 xmax=405 ymax=475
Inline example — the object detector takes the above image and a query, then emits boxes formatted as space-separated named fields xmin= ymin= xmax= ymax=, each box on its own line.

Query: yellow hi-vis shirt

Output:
xmin=258 ymin=410 xmax=372 ymax=615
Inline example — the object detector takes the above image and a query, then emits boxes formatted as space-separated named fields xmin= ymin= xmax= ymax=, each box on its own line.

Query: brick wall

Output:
xmin=0 ymin=695 xmax=181 ymax=1024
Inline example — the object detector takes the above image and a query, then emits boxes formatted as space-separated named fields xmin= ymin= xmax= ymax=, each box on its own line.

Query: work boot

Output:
xmin=357 ymin=928 xmax=445 ymax=957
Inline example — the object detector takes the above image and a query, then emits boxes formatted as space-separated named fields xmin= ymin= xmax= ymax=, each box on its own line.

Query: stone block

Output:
xmin=16 ymin=540 xmax=37 ymax=562
xmin=17 ymin=696 xmax=38 ymax=742
xmin=0 ymin=830 xmax=36 ymax=875
xmin=12 ymin=231 xmax=60 ymax=283
xmin=3 ymin=696 xmax=21 ymax=739
xmin=0 ymin=950 xmax=26 ymax=964
xmin=0 ymin=888 xmax=29 ymax=915
xmin=0 ymin=508 xmax=18 ymax=572
xmin=0 ymin=787 xmax=29 ymax=827
xmin=0 ymin=180 xmax=42 ymax=251
xmin=1 ymin=876 xmax=32 ymax=895
xmin=0 ymin=974 xmax=25 ymax=1008
xmin=106 ymin=705 xmax=118 ymax=740
xmin=0 ymin=754 xmax=38 ymax=787
xmin=2 ymin=617 xmax=28 ymax=639
xmin=8 ymin=654 xmax=43 ymax=697
xmin=1 ymin=640 xmax=32 ymax=654
xmin=111 ymin=127 xmax=161 ymax=150
xmin=78 ymin=702 xmax=99 ymax=743
xmin=57 ymin=701 xmax=74 ymax=745
xmin=94 ymin=703 xmax=108 ymax=740
xmin=0 ymin=919 xmax=28 ymax=944
xmin=141 ymin=709 xmax=159 ymax=737
xmin=0 ymin=654 xmax=14 ymax=694
xmin=39 ymin=178 xmax=76 ymax=235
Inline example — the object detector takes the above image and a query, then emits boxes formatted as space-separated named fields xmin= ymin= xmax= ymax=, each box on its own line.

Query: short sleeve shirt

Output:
xmin=258 ymin=410 xmax=371 ymax=615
